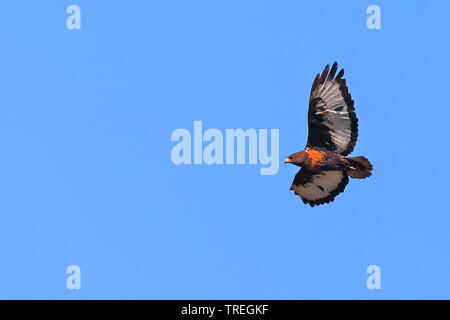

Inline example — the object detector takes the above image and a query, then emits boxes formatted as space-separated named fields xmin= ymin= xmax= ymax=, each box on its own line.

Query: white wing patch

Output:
xmin=291 ymin=170 xmax=349 ymax=207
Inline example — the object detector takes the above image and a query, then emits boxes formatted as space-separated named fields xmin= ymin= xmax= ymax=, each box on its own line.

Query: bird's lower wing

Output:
xmin=290 ymin=168 xmax=349 ymax=207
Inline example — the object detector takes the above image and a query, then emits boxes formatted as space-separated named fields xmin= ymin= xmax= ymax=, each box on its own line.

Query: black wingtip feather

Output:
xmin=319 ymin=64 xmax=329 ymax=85
xmin=310 ymin=73 xmax=320 ymax=94
xmin=336 ymin=68 xmax=345 ymax=80
xmin=328 ymin=62 xmax=338 ymax=81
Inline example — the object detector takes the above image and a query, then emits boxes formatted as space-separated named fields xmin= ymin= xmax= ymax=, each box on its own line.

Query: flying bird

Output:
xmin=285 ymin=62 xmax=373 ymax=207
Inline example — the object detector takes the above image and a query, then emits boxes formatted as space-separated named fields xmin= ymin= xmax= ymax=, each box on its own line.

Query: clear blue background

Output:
xmin=0 ymin=0 xmax=449 ymax=299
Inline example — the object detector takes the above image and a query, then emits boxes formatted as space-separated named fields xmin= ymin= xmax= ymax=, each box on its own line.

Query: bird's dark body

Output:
xmin=303 ymin=149 xmax=345 ymax=171
xmin=287 ymin=148 xmax=346 ymax=171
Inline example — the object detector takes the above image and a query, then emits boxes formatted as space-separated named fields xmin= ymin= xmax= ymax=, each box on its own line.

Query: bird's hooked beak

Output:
xmin=284 ymin=157 xmax=294 ymax=164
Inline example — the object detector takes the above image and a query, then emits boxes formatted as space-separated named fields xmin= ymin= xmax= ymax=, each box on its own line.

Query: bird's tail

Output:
xmin=345 ymin=156 xmax=373 ymax=179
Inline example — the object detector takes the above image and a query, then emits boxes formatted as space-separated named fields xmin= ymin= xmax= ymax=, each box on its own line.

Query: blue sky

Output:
xmin=0 ymin=0 xmax=449 ymax=299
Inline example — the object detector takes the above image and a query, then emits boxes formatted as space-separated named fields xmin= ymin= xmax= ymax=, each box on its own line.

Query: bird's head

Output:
xmin=284 ymin=151 xmax=307 ymax=167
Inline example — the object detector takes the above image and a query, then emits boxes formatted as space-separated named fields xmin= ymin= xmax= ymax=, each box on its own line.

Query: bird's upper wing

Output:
xmin=307 ymin=62 xmax=358 ymax=156
xmin=290 ymin=168 xmax=349 ymax=207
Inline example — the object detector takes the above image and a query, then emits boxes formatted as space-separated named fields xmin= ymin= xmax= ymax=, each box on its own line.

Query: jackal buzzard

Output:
xmin=285 ymin=62 xmax=373 ymax=207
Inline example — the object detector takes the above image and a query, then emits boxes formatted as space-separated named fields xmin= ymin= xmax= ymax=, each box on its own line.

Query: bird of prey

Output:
xmin=285 ymin=62 xmax=373 ymax=207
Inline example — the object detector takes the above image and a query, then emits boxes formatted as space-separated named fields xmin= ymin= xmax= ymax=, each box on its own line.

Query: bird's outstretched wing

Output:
xmin=290 ymin=168 xmax=349 ymax=207
xmin=307 ymin=62 xmax=358 ymax=156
